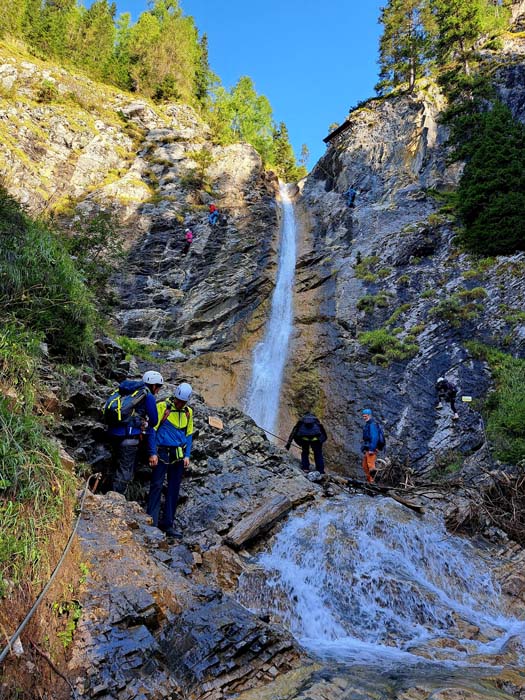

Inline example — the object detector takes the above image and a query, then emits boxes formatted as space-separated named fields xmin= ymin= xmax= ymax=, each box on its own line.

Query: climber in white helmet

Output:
xmin=104 ymin=370 xmax=164 ymax=496
xmin=147 ymin=382 xmax=194 ymax=538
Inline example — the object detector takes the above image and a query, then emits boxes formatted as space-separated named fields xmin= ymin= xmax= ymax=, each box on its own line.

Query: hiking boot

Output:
xmin=160 ymin=525 xmax=182 ymax=539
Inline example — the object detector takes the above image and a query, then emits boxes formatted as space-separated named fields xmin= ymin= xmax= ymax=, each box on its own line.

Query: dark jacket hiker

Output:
xmin=286 ymin=413 xmax=327 ymax=474
xmin=436 ymin=377 xmax=459 ymax=419
xmin=104 ymin=371 xmax=163 ymax=495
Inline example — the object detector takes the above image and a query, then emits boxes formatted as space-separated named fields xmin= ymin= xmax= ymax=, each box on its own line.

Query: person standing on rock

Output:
xmin=147 ymin=382 xmax=194 ymax=538
xmin=361 ymin=408 xmax=379 ymax=484
xmin=183 ymin=228 xmax=193 ymax=255
xmin=285 ymin=412 xmax=327 ymax=474
xmin=105 ymin=370 xmax=163 ymax=496
xmin=436 ymin=377 xmax=459 ymax=420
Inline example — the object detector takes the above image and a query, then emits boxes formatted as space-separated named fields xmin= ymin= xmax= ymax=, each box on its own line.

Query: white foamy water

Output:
xmin=244 ymin=183 xmax=297 ymax=435
xmin=237 ymin=495 xmax=525 ymax=667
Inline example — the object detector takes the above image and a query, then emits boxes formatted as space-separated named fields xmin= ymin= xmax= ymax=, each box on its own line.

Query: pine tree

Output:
xmin=75 ymin=0 xmax=116 ymax=82
xmin=376 ymin=0 xmax=432 ymax=95
xmin=194 ymin=34 xmax=217 ymax=111
xmin=430 ymin=0 xmax=509 ymax=76
xmin=457 ymin=101 xmax=525 ymax=255
xmin=272 ymin=122 xmax=298 ymax=181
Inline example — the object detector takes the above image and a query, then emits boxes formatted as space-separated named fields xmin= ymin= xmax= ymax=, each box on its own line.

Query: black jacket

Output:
xmin=286 ymin=413 xmax=327 ymax=448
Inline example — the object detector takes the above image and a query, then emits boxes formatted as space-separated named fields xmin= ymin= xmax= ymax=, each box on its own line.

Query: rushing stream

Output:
xmin=238 ymin=495 xmax=525 ymax=672
xmin=244 ymin=183 xmax=296 ymax=435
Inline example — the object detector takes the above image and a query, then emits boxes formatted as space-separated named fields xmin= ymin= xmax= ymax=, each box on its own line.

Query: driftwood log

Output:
xmin=224 ymin=495 xmax=295 ymax=549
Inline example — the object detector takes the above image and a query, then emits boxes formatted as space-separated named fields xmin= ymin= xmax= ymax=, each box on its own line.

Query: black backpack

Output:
xmin=103 ymin=385 xmax=149 ymax=428
xmin=376 ymin=422 xmax=386 ymax=451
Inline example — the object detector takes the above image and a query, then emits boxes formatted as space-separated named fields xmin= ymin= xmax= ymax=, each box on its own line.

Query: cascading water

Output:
xmin=237 ymin=495 xmax=525 ymax=669
xmin=244 ymin=183 xmax=296 ymax=435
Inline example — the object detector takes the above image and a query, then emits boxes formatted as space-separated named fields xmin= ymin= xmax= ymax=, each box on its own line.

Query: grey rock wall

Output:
xmin=295 ymin=54 xmax=525 ymax=476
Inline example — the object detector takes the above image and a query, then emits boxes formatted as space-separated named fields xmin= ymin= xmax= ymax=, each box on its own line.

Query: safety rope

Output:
xmin=0 ymin=472 xmax=101 ymax=666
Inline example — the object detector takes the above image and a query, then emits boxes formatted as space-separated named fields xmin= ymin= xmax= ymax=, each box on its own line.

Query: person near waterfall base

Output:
xmin=361 ymin=408 xmax=379 ymax=484
xmin=147 ymin=382 xmax=194 ymax=539
xmin=285 ymin=412 xmax=327 ymax=474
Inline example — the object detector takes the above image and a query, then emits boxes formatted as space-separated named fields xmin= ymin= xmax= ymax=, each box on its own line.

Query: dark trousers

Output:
xmin=300 ymin=441 xmax=325 ymax=473
xmin=147 ymin=447 xmax=184 ymax=529
xmin=110 ymin=437 xmax=140 ymax=495
xmin=439 ymin=392 xmax=457 ymax=413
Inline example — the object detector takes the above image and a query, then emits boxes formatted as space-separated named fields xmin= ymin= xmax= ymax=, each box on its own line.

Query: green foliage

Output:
xmin=354 ymin=255 xmax=381 ymax=282
xmin=466 ymin=342 xmax=525 ymax=464
xmin=431 ymin=0 xmax=509 ymax=77
xmin=36 ymin=78 xmax=59 ymax=103
xmin=185 ymin=148 xmax=214 ymax=190
xmin=429 ymin=293 xmax=482 ymax=327
xmin=53 ymin=598 xmax=82 ymax=648
xmin=62 ymin=211 xmax=124 ymax=301
xmin=357 ymin=293 xmax=390 ymax=312
xmin=272 ymin=122 xmax=304 ymax=182
xmin=0 ymin=399 xmax=77 ymax=596
xmin=358 ymin=328 xmax=419 ymax=365
xmin=454 ymin=102 xmax=525 ymax=255
xmin=0 ymin=323 xmax=41 ymax=409
xmin=0 ymin=187 xmax=96 ymax=359
xmin=376 ymin=0 xmax=432 ymax=95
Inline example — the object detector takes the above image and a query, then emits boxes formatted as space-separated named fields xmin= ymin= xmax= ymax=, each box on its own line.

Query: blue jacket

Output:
xmin=107 ymin=380 xmax=158 ymax=455
xmin=155 ymin=401 xmax=193 ymax=459
xmin=362 ymin=418 xmax=379 ymax=452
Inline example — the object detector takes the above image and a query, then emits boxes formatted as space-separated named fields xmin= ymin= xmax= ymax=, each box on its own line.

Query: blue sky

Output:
xmin=108 ymin=0 xmax=384 ymax=168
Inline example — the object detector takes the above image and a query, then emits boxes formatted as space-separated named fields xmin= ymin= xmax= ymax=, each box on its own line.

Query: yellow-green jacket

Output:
xmin=154 ymin=401 xmax=193 ymax=459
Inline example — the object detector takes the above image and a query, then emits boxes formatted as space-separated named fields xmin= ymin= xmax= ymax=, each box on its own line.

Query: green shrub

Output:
xmin=0 ymin=400 xmax=77 ymax=596
xmin=421 ymin=288 xmax=436 ymax=299
xmin=36 ymin=79 xmax=59 ymax=103
xmin=0 ymin=188 xmax=96 ymax=359
xmin=429 ymin=294 xmax=482 ymax=327
xmin=466 ymin=342 xmax=525 ymax=464
xmin=357 ymin=293 xmax=390 ymax=312
xmin=458 ymin=286 xmax=487 ymax=301
xmin=359 ymin=328 xmax=419 ymax=365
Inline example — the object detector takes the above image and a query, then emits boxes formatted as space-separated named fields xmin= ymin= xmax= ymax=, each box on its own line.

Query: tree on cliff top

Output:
xmin=376 ymin=0 xmax=433 ymax=95
xmin=430 ymin=0 xmax=510 ymax=76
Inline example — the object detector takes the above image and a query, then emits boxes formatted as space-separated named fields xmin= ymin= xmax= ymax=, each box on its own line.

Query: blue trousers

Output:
xmin=147 ymin=447 xmax=184 ymax=529
xmin=301 ymin=441 xmax=325 ymax=473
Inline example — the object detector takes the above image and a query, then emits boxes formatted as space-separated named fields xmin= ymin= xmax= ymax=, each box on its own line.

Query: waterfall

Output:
xmin=244 ymin=183 xmax=297 ymax=435
xmin=237 ymin=495 xmax=525 ymax=668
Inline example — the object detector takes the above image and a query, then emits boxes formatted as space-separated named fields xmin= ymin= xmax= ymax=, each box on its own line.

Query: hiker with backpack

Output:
xmin=104 ymin=370 xmax=164 ymax=496
xmin=436 ymin=377 xmax=459 ymax=420
xmin=285 ymin=412 xmax=328 ymax=474
xmin=147 ymin=382 xmax=194 ymax=538
xmin=361 ymin=408 xmax=385 ymax=484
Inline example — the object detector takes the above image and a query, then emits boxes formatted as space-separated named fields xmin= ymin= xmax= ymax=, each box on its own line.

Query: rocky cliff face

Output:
xmin=0 ymin=43 xmax=280 ymax=410
xmin=292 ymin=42 xmax=525 ymax=475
